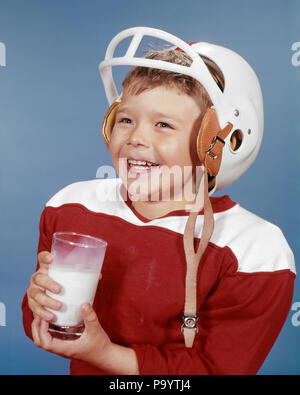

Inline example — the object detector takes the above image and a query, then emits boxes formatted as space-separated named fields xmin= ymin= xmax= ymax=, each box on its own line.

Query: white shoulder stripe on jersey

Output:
xmin=46 ymin=178 xmax=296 ymax=275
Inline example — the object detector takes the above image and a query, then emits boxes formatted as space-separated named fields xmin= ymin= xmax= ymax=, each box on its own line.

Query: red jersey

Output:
xmin=22 ymin=178 xmax=296 ymax=374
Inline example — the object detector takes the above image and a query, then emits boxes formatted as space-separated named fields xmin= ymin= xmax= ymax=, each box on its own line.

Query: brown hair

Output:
xmin=122 ymin=48 xmax=224 ymax=121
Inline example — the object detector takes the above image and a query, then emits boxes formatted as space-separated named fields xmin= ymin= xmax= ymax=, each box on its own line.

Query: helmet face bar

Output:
xmin=99 ymin=27 xmax=227 ymax=127
xmin=99 ymin=26 xmax=264 ymax=194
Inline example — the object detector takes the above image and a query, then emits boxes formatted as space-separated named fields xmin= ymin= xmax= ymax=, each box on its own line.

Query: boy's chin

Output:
xmin=122 ymin=179 xmax=161 ymax=203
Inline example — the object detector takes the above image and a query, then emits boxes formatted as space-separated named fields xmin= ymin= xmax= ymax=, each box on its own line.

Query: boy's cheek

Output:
xmin=107 ymin=147 xmax=120 ymax=170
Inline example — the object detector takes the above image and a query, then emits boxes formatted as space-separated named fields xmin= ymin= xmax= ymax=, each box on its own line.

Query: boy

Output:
xmin=22 ymin=27 xmax=296 ymax=375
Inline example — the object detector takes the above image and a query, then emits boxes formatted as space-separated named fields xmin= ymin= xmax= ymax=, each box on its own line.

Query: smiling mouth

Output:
xmin=127 ymin=159 xmax=160 ymax=169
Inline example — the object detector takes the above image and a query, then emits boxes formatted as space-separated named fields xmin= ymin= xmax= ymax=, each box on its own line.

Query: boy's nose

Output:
xmin=128 ymin=124 xmax=150 ymax=148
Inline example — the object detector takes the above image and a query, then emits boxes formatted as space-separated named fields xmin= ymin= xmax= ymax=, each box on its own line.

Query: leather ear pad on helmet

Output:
xmin=197 ymin=108 xmax=233 ymax=177
xmin=101 ymin=100 xmax=121 ymax=147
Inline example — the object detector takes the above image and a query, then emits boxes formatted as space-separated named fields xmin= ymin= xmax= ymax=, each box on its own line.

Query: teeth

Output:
xmin=128 ymin=160 xmax=147 ymax=165
xmin=128 ymin=159 xmax=158 ymax=167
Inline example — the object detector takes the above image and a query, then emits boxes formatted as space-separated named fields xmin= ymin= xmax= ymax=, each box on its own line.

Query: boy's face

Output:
xmin=108 ymin=85 xmax=203 ymax=203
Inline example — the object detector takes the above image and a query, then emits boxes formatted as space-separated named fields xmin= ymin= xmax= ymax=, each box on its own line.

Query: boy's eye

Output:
xmin=156 ymin=122 xmax=172 ymax=129
xmin=118 ymin=118 xmax=132 ymax=124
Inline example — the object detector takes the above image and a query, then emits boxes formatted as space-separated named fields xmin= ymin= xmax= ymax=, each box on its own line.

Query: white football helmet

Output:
xmin=99 ymin=26 xmax=264 ymax=194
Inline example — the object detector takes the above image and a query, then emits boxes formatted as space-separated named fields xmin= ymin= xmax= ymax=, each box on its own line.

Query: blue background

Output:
xmin=0 ymin=0 xmax=299 ymax=374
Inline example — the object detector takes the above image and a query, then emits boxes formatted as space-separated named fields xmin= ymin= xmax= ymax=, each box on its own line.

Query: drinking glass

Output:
xmin=46 ymin=232 xmax=107 ymax=340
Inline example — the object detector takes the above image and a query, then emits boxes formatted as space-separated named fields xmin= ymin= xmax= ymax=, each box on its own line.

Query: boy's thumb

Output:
xmin=81 ymin=303 xmax=100 ymax=334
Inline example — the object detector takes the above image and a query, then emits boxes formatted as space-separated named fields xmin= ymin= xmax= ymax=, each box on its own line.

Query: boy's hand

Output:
xmin=26 ymin=251 xmax=62 ymax=321
xmin=28 ymin=254 xmax=131 ymax=373
xmin=31 ymin=303 xmax=112 ymax=368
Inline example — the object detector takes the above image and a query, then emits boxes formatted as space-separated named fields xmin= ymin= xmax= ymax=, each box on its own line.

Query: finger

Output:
xmin=32 ymin=316 xmax=41 ymax=347
xmin=40 ymin=320 xmax=75 ymax=358
xmin=81 ymin=303 xmax=100 ymax=336
xmin=31 ymin=272 xmax=61 ymax=294
xmin=39 ymin=320 xmax=53 ymax=350
xmin=30 ymin=288 xmax=62 ymax=311
xmin=38 ymin=251 xmax=54 ymax=270
xmin=28 ymin=298 xmax=56 ymax=321
xmin=37 ymin=253 xmax=53 ymax=277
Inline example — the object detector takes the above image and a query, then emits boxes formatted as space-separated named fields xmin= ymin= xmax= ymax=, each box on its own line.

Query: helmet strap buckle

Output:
xmin=206 ymin=135 xmax=225 ymax=159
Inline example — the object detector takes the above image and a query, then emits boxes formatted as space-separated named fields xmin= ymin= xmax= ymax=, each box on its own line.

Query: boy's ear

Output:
xmin=101 ymin=101 xmax=122 ymax=147
xmin=197 ymin=108 xmax=233 ymax=178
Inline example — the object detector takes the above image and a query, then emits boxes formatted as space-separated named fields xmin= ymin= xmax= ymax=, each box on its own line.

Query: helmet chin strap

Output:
xmin=182 ymin=162 xmax=214 ymax=347
xmin=181 ymin=108 xmax=233 ymax=348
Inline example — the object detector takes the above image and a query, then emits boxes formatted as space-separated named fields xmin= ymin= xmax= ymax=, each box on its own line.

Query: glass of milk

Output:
xmin=46 ymin=232 xmax=107 ymax=340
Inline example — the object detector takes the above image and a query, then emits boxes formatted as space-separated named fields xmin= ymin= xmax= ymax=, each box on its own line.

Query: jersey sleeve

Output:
xmin=129 ymin=264 xmax=295 ymax=375
xmin=21 ymin=208 xmax=52 ymax=341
